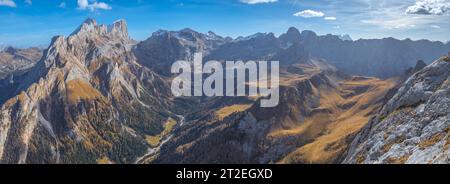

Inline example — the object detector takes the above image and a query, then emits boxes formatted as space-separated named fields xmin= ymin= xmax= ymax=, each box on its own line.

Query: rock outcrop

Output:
xmin=343 ymin=56 xmax=450 ymax=164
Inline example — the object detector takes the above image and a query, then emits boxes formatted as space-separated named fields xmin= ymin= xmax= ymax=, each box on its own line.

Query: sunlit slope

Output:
xmin=152 ymin=60 xmax=397 ymax=164
xmin=279 ymin=77 xmax=396 ymax=163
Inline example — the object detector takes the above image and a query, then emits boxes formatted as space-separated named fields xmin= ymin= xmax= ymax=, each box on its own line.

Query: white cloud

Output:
xmin=361 ymin=17 xmax=420 ymax=29
xmin=77 ymin=0 xmax=111 ymax=11
xmin=0 ymin=0 xmax=16 ymax=7
xmin=24 ymin=0 xmax=31 ymax=6
xmin=240 ymin=0 xmax=277 ymax=4
xmin=293 ymin=10 xmax=325 ymax=18
xmin=78 ymin=0 xmax=88 ymax=8
xmin=324 ymin=16 xmax=337 ymax=20
xmin=431 ymin=25 xmax=441 ymax=28
xmin=59 ymin=1 xmax=66 ymax=8
xmin=406 ymin=0 xmax=450 ymax=15
xmin=286 ymin=0 xmax=448 ymax=41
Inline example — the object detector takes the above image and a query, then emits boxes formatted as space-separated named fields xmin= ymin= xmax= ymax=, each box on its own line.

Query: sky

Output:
xmin=0 ymin=0 xmax=449 ymax=47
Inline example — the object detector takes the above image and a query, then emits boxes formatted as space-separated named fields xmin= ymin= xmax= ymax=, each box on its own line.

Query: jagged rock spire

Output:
xmin=70 ymin=18 xmax=129 ymax=41
xmin=83 ymin=18 xmax=97 ymax=25
xmin=108 ymin=19 xmax=129 ymax=39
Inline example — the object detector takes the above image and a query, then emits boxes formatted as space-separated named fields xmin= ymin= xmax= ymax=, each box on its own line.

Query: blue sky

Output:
xmin=0 ymin=0 xmax=449 ymax=47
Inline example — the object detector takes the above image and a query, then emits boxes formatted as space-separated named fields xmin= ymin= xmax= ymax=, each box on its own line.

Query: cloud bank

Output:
xmin=0 ymin=0 xmax=16 ymax=7
xmin=293 ymin=10 xmax=325 ymax=18
xmin=406 ymin=0 xmax=450 ymax=15
xmin=77 ymin=0 xmax=111 ymax=11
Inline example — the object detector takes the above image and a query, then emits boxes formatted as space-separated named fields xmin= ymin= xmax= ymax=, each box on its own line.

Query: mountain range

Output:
xmin=134 ymin=26 xmax=450 ymax=78
xmin=0 ymin=47 xmax=42 ymax=80
xmin=0 ymin=19 xmax=449 ymax=164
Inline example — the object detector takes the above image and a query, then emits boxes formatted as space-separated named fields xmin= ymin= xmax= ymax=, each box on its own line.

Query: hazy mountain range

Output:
xmin=0 ymin=19 xmax=449 ymax=164
xmin=135 ymin=26 xmax=450 ymax=78
xmin=0 ymin=47 xmax=42 ymax=80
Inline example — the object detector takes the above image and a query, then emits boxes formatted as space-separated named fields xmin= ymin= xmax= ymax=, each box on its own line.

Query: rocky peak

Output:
xmin=236 ymin=32 xmax=276 ymax=42
xmin=207 ymin=31 xmax=217 ymax=37
xmin=404 ymin=59 xmax=428 ymax=78
xmin=179 ymin=28 xmax=196 ymax=34
xmin=3 ymin=46 xmax=17 ymax=55
xmin=0 ymin=19 xmax=171 ymax=164
xmin=413 ymin=60 xmax=427 ymax=71
xmin=286 ymin=27 xmax=301 ymax=38
xmin=279 ymin=27 xmax=301 ymax=47
xmin=71 ymin=18 xmax=98 ymax=35
xmin=108 ymin=19 xmax=129 ymax=39
xmin=151 ymin=28 xmax=208 ymax=43
xmin=206 ymin=31 xmax=225 ymax=41
xmin=339 ymin=34 xmax=353 ymax=41
xmin=152 ymin=29 xmax=169 ymax=37
xmin=71 ymin=18 xmax=130 ymax=41
xmin=177 ymin=28 xmax=203 ymax=42
xmin=300 ymin=30 xmax=318 ymax=40
xmin=16 ymin=18 xmax=136 ymax=90
xmin=84 ymin=18 xmax=97 ymax=25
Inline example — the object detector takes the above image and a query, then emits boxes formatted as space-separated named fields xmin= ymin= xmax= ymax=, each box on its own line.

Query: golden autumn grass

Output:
xmin=386 ymin=154 xmax=410 ymax=164
xmin=419 ymin=133 xmax=445 ymax=150
xmin=279 ymin=64 xmax=321 ymax=86
xmin=96 ymin=156 xmax=113 ymax=164
xmin=215 ymin=104 xmax=252 ymax=120
xmin=66 ymin=79 xmax=103 ymax=104
xmin=278 ymin=77 xmax=397 ymax=164
xmin=445 ymin=126 xmax=450 ymax=150
xmin=145 ymin=118 xmax=177 ymax=147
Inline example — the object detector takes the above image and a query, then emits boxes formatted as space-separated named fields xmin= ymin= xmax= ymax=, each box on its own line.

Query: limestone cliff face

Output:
xmin=0 ymin=19 xmax=172 ymax=164
xmin=344 ymin=57 xmax=450 ymax=164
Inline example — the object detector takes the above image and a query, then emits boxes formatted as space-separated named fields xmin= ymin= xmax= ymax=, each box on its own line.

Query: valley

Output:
xmin=0 ymin=18 xmax=449 ymax=164
xmin=148 ymin=61 xmax=398 ymax=164
xmin=278 ymin=76 xmax=397 ymax=163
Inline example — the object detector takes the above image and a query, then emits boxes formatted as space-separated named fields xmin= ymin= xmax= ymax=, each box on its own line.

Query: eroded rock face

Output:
xmin=0 ymin=19 xmax=172 ymax=164
xmin=343 ymin=57 xmax=450 ymax=164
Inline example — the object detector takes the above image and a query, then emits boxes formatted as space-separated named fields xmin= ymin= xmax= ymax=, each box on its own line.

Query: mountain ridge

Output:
xmin=0 ymin=19 xmax=174 ymax=164
xmin=0 ymin=18 xmax=449 ymax=164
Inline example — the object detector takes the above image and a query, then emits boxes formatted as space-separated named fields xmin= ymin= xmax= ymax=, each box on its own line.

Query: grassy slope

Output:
xmin=278 ymin=77 xmax=397 ymax=164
